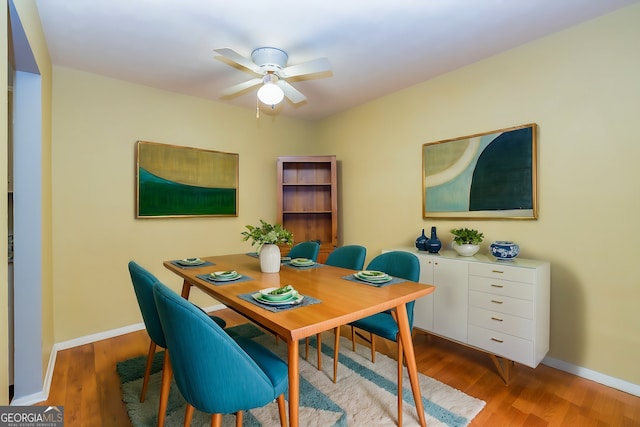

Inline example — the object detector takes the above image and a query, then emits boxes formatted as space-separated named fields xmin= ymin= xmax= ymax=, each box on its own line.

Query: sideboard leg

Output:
xmin=490 ymin=354 xmax=513 ymax=384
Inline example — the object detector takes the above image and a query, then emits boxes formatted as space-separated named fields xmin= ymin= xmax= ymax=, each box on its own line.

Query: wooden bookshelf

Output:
xmin=277 ymin=156 xmax=337 ymax=263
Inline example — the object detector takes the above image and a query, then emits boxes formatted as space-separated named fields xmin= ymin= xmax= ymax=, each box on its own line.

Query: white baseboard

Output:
xmin=54 ymin=322 xmax=147 ymax=352
xmin=542 ymin=356 xmax=640 ymax=397
xmin=51 ymin=302 xmax=226 ymax=351
xmin=22 ymin=303 xmax=226 ymax=405
xmin=10 ymin=391 xmax=47 ymax=407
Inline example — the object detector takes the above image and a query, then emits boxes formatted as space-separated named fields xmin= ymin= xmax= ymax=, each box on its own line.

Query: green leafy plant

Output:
xmin=450 ymin=227 xmax=484 ymax=245
xmin=241 ymin=220 xmax=293 ymax=250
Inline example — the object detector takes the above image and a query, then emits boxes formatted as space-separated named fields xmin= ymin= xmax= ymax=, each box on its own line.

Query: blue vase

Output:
xmin=415 ymin=229 xmax=428 ymax=251
xmin=425 ymin=226 xmax=442 ymax=253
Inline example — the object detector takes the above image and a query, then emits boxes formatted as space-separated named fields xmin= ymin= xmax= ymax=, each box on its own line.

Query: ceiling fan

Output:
xmin=214 ymin=47 xmax=332 ymax=106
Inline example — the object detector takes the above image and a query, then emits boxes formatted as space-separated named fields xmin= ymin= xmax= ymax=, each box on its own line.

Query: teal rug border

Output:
xmin=314 ymin=336 xmax=471 ymax=427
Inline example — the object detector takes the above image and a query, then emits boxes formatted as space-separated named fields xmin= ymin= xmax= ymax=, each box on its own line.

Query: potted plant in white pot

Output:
xmin=241 ymin=220 xmax=293 ymax=273
xmin=450 ymin=227 xmax=484 ymax=257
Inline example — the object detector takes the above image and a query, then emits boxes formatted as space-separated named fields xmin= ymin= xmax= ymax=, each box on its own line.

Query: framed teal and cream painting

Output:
xmin=422 ymin=124 xmax=537 ymax=219
xmin=136 ymin=141 xmax=238 ymax=218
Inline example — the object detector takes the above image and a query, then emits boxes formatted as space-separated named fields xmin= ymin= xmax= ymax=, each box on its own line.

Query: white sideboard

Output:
xmin=388 ymin=247 xmax=550 ymax=380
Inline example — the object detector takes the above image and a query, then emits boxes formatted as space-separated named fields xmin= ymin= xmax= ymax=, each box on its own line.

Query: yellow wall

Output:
xmin=51 ymin=68 xmax=318 ymax=340
xmin=319 ymin=5 xmax=640 ymax=383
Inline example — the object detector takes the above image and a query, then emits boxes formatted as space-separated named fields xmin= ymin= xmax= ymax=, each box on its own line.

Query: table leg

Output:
xmin=180 ymin=280 xmax=192 ymax=299
xmin=287 ymin=338 xmax=299 ymax=427
xmin=395 ymin=304 xmax=426 ymax=427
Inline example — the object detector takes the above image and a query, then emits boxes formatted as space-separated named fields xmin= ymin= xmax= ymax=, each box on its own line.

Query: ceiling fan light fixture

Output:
xmin=257 ymin=75 xmax=284 ymax=106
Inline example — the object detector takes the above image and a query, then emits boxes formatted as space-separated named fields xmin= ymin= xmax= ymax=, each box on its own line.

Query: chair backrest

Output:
xmin=366 ymin=251 xmax=420 ymax=328
xmin=128 ymin=261 xmax=166 ymax=348
xmin=325 ymin=245 xmax=367 ymax=270
xmin=152 ymin=281 xmax=280 ymax=415
xmin=288 ymin=240 xmax=321 ymax=262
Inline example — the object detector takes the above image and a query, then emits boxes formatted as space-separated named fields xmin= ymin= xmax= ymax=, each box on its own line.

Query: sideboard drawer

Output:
xmin=468 ymin=306 xmax=534 ymax=339
xmin=469 ymin=262 xmax=536 ymax=283
xmin=469 ymin=290 xmax=534 ymax=318
xmin=469 ymin=276 xmax=535 ymax=300
xmin=468 ymin=324 xmax=534 ymax=367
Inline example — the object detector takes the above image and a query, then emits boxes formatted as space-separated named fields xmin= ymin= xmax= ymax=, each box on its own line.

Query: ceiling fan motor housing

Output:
xmin=251 ymin=47 xmax=288 ymax=71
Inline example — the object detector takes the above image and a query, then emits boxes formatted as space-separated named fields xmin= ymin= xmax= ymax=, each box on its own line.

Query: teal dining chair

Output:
xmin=325 ymin=245 xmax=367 ymax=271
xmin=309 ymin=245 xmax=367 ymax=382
xmin=346 ymin=251 xmax=420 ymax=360
xmin=287 ymin=240 xmax=320 ymax=262
xmin=334 ymin=251 xmax=419 ymax=422
xmin=153 ymin=281 xmax=289 ymax=427
xmin=127 ymin=261 xmax=227 ymax=426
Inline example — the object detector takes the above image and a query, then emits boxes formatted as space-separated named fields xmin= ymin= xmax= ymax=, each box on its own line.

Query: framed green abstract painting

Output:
xmin=136 ymin=141 xmax=239 ymax=218
xmin=422 ymin=124 xmax=538 ymax=219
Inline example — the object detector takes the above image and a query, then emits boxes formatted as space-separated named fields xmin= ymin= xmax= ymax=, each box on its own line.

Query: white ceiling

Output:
xmin=35 ymin=0 xmax=638 ymax=121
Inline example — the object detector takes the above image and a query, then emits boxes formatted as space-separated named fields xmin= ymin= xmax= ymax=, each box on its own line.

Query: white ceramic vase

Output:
xmin=259 ymin=244 xmax=281 ymax=273
xmin=453 ymin=243 xmax=480 ymax=257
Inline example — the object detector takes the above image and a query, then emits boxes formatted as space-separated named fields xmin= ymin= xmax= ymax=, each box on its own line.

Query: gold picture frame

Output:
xmin=136 ymin=141 xmax=239 ymax=218
xmin=422 ymin=124 xmax=537 ymax=219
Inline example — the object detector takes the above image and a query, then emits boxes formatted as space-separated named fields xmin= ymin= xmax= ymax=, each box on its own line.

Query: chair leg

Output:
xmin=305 ymin=337 xmax=309 ymax=360
xmin=370 ymin=332 xmax=376 ymax=363
xmin=397 ymin=338 xmax=404 ymax=427
xmin=184 ymin=404 xmax=195 ymax=426
xmin=333 ymin=327 xmax=340 ymax=383
xmin=277 ymin=394 xmax=287 ymax=427
xmin=140 ymin=341 xmax=157 ymax=402
xmin=158 ymin=350 xmax=172 ymax=427
xmin=351 ymin=326 xmax=356 ymax=351
xmin=210 ymin=413 xmax=222 ymax=427
xmin=235 ymin=410 xmax=243 ymax=427
xmin=316 ymin=333 xmax=322 ymax=370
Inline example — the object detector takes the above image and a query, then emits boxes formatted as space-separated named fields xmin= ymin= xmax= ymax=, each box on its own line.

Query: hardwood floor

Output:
xmin=36 ymin=308 xmax=640 ymax=426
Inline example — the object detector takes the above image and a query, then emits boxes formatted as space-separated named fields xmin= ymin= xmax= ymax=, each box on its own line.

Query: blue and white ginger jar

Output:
xmin=490 ymin=241 xmax=520 ymax=260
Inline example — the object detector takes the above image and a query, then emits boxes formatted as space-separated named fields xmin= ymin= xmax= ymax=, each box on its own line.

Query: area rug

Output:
xmin=117 ymin=324 xmax=485 ymax=426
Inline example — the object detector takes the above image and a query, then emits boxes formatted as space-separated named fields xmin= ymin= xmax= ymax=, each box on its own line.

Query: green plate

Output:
xmin=291 ymin=258 xmax=314 ymax=266
xmin=252 ymin=292 xmax=303 ymax=306
xmin=208 ymin=272 xmax=242 ymax=282
xmin=355 ymin=272 xmax=391 ymax=283
xmin=177 ymin=258 xmax=205 ymax=266
xmin=259 ymin=286 xmax=295 ymax=301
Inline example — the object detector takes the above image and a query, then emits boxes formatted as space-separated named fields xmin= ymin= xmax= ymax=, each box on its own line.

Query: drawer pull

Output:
xmin=490 ymin=284 xmax=504 ymax=288
xmin=491 ymin=269 xmax=504 ymax=274
xmin=491 ymin=317 xmax=504 ymax=322
xmin=491 ymin=337 xmax=504 ymax=343
xmin=491 ymin=299 xmax=504 ymax=304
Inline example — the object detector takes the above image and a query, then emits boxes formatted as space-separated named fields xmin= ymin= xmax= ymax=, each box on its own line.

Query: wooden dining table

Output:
xmin=164 ymin=253 xmax=435 ymax=427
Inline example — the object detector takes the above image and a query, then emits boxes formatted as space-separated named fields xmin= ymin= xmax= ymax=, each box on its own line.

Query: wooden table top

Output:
xmin=164 ymin=253 xmax=435 ymax=341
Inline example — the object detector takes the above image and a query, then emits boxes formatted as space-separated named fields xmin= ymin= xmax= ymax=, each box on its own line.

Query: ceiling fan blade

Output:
xmin=214 ymin=48 xmax=262 ymax=74
xmin=281 ymin=57 xmax=331 ymax=78
xmin=277 ymin=80 xmax=307 ymax=104
xmin=220 ymin=78 xmax=262 ymax=97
